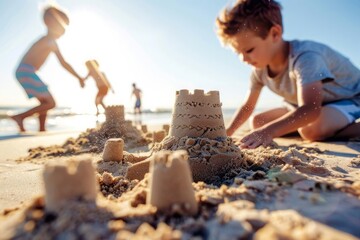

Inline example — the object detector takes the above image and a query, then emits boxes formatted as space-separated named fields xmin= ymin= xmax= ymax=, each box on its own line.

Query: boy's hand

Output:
xmin=78 ymin=78 xmax=85 ymax=88
xmin=239 ymin=128 xmax=273 ymax=149
xmin=226 ymin=128 xmax=235 ymax=137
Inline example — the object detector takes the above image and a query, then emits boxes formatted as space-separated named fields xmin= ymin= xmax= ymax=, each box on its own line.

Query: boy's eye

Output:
xmin=246 ymin=48 xmax=254 ymax=54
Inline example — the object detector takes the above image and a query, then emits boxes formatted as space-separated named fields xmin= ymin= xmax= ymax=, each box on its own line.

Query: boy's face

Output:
xmin=229 ymin=29 xmax=276 ymax=69
xmin=48 ymin=21 xmax=66 ymax=39
xmin=45 ymin=12 xmax=67 ymax=39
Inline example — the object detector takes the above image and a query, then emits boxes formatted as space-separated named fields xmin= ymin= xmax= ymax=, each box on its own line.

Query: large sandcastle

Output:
xmin=127 ymin=89 xmax=243 ymax=183
xmin=169 ymin=89 xmax=226 ymax=139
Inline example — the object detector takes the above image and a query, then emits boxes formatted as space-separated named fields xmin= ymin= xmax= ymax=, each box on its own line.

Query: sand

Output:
xmin=0 ymin=124 xmax=359 ymax=239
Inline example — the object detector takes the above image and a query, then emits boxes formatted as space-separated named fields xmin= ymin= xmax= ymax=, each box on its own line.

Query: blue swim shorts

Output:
xmin=326 ymin=99 xmax=360 ymax=124
xmin=15 ymin=63 xmax=51 ymax=99
xmin=284 ymin=99 xmax=360 ymax=124
xmin=135 ymin=99 xmax=141 ymax=108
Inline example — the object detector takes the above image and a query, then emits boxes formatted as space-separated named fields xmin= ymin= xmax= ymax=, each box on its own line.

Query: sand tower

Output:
xmin=43 ymin=156 xmax=98 ymax=212
xmin=127 ymin=89 xmax=242 ymax=183
xmin=100 ymin=105 xmax=126 ymax=138
xmin=102 ymin=138 xmax=124 ymax=162
xmin=104 ymin=105 xmax=125 ymax=126
xmin=169 ymin=89 xmax=226 ymax=139
xmin=147 ymin=150 xmax=198 ymax=215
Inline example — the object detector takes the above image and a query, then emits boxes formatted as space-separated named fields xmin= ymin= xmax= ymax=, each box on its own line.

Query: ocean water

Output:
xmin=0 ymin=106 xmax=238 ymax=137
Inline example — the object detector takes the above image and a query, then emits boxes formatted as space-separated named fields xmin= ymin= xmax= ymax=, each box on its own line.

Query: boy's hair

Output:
xmin=43 ymin=6 xmax=69 ymax=29
xmin=216 ymin=0 xmax=282 ymax=46
xmin=85 ymin=60 xmax=99 ymax=70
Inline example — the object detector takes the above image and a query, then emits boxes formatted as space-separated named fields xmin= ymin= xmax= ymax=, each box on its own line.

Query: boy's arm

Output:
xmin=53 ymin=46 xmax=84 ymax=87
xmin=226 ymin=89 xmax=260 ymax=136
xmin=240 ymin=81 xmax=323 ymax=148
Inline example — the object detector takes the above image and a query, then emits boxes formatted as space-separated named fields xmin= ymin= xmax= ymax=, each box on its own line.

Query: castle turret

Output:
xmin=169 ymin=89 xmax=226 ymax=139
xmin=147 ymin=150 xmax=198 ymax=215
xmin=43 ymin=156 xmax=98 ymax=212
xmin=105 ymin=105 xmax=125 ymax=125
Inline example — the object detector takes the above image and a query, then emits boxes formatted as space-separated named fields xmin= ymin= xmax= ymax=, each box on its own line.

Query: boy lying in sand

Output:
xmin=11 ymin=5 xmax=84 ymax=132
xmin=217 ymin=0 xmax=360 ymax=149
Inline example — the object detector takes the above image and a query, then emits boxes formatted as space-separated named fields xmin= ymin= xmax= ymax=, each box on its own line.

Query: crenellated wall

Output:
xmin=169 ymin=89 xmax=226 ymax=139
xmin=105 ymin=105 xmax=125 ymax=124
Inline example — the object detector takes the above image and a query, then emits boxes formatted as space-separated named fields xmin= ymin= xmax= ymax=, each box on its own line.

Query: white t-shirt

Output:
xmin=250 ymin=40 xmax=360 ymax=106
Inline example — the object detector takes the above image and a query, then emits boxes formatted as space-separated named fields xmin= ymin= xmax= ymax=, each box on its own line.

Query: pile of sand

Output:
xmin=16 ymin=124 xmax=151 ymax=164
xmin=2 ymin=138 xmax=359 ymax=239
xmin=2 ymin=86 xmax=359 ymax=239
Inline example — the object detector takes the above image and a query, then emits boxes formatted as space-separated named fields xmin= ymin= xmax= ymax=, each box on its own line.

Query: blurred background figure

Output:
xmin=84 ymin=59 xmax=114 ymax=116
xmin=10 ymin=5 xmax=84 ymax=133
xmin=131 ymin=83 xmax=142 ymax=125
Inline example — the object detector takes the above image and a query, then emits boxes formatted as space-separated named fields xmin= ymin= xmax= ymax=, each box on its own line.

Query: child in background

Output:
xmin=11 ymin=5 xmax=84 ymax=132
xmin=216 ymin=0 xmax=360 ymax=148
xmin=84 ymin=60 xmax=114 ymax=116
xmin=131 ymin=83 xmax=142 ymax=115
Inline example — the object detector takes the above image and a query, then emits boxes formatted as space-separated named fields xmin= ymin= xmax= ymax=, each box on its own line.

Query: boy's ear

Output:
xmin=270 ymin=24 xmax=283 ymax=42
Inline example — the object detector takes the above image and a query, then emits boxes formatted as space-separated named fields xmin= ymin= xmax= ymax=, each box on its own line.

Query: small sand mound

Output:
xmin=17 ymin=123 xmax=151 ymax=163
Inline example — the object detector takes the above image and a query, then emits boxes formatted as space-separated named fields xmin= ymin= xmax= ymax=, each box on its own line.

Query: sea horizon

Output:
xmin=0 ymin=106 xmax=242 ymax=137
xmin=0 ymin=105 xmax=268 ymax=137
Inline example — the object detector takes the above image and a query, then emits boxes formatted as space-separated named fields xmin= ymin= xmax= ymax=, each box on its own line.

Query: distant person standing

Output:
xmin=10 ymin=5 xmax=84 ymax=132
xmin=131 ymin=83 xmax=142 ymax=115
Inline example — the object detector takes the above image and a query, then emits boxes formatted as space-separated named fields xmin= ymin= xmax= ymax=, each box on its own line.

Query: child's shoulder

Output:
xmin=290 ymin=40 xmax=333 ymax=59
xmin=36 ymin=36 xmax=58 ymax=50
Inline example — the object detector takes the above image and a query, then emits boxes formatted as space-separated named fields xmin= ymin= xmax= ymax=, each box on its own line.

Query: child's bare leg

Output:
xmin=96 ymin=106 xmax=100 ymax=116
xmin=11 ymin=96 xmax=55 ymax=132
xmin=10 ymin=115 xmax=25 ymax=132
xmin=333 ymin=121 xmax=360 ymax=139
xmin=250 ymin=107 xmax=289 ymax=130
xmin=298 ymin=106 xmax=349 ymax=141
xmin=37 ymin=97 xmax=55 ymax=132
xmin=100 ymin=101 xmax=106 ymax=110
xmin=95 ymin=93 xmax=105 ymax=116
xmin=38 ymin=111 xmax=48 ymax=132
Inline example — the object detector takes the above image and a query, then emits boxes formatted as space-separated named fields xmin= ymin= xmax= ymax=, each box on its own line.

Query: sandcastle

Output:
xmin=84 ymin=105 xmax=150 ymax=151
xmin=126 ymin=90 xmax=242 ymax=183
xmin=101 ymin=105 xmax=126 ymax=134
xmin=43 ymin=156 xmax=98 ymax=212
xmin=147 ymin=150 xmax=198 ymax=215
xmin=170 ymin=89 xmax=226 ymax=139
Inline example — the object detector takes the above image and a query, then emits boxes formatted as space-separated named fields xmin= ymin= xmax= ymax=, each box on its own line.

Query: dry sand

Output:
xmin=0 ymin=125 xmax=359 ymax=239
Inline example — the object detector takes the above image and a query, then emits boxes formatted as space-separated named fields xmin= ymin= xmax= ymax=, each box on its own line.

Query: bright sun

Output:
xmin=61 ymin=10 xmax=115 ymax=63
xmin=57 ymin=10 xmax=136 ymax=113
xmin=54 ymin=10 xmax=165 ymax=113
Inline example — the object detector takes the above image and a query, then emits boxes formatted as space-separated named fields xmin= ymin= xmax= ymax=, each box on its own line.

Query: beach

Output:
xmin=0 ymin=112 xmax=359 ymax=239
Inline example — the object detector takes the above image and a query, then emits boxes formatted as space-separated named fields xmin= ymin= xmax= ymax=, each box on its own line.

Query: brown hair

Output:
xmin=216 ymin=0 xmax=282 ymax=45
xmin=43 ymin=6 xmax=69 ymax=28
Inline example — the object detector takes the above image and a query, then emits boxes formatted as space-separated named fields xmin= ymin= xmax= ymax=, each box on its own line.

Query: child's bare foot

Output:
xmin=10 ymin=115 xmax=26 ymax=132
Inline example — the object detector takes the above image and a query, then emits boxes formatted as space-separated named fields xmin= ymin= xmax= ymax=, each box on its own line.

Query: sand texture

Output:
xmin=0 ymin=91 xmax=360 ymax=239
xmin=1 ymin=128 xmax=359 ymax=239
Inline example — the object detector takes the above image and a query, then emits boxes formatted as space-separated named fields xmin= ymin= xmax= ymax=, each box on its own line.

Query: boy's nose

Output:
xmin=241 ymin=54 xmax=251 ymax=63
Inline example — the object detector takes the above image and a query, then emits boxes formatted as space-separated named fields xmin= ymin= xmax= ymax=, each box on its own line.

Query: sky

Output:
xmin=0 ymin=0 xmax=360 ymax=113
